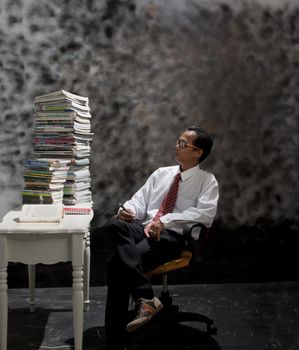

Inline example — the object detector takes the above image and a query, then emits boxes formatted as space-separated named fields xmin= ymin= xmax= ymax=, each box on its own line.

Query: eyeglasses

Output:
xmin=176 ymin=139 xmax=201 ymax=150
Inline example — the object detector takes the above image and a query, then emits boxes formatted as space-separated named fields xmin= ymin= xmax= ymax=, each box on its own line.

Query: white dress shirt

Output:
xmin=124 ymin=164 xmax=219 ymax=235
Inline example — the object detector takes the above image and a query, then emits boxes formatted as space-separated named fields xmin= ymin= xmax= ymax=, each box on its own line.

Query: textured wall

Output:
xmin=0 ymin=0 xmax=298 ymax=227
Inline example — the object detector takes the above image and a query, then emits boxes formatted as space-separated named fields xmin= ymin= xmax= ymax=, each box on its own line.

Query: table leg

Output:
xmin=28 ymin=264 xmax=36 ymax=312
xmin=73 ymin=265 xmax=84 ymax=350
xmin=84 ymin=232 xmax=90 ymax=311
xmin=0 ymin=266 xmax=8 ymax=350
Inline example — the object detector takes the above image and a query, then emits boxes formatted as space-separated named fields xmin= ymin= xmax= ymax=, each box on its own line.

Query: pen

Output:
xmin=119 ymin=203 xmax=130 ymax=213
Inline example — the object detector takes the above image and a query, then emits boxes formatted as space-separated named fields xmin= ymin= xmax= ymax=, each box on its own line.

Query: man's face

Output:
xmin=175 ymin=130 xmax=203 ymax=168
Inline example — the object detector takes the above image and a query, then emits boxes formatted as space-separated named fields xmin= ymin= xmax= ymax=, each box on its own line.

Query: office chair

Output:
xmin=146 ymin=223 xmax=217 ymax=335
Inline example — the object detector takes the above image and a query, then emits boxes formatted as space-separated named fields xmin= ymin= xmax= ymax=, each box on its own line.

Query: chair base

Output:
xmin=158 ymin=291 xmax=218 ymax=335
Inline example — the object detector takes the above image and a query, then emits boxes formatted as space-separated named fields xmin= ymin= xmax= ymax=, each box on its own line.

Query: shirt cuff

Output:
xmin=159 ymin=216 xmax=169 ymax=228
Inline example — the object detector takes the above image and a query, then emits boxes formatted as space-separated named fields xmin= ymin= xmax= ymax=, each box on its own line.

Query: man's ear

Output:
xmin=196 ymin=149 xmax=203 ymax=161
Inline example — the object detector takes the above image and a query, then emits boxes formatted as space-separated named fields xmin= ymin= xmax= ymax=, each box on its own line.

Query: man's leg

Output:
xmin=104 ymin=218 xmax=149 ymax=348
xmin=138 ymin=230 xmax=185 ymax=274
xmin=126 ymin=229 xmax=185 ymax=332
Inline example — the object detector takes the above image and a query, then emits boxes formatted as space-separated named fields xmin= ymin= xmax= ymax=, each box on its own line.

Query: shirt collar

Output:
xmin=180 ymin=164 xmax=199 ymax=182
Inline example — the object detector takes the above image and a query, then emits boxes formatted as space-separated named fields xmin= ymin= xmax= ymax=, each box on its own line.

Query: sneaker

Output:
xmin=126 ymin=296 xmax=163 ymax=332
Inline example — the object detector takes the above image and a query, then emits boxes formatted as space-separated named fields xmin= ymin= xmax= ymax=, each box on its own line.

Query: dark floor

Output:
xmin=7 ymin=281 xmax=299 ymax=350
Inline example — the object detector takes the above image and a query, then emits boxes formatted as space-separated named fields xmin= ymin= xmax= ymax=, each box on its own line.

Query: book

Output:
xmin=35 ymin=101 xmax=90 ymax=113
xmin=25 ymin=159 xmax=69 ymax=168
xmin=64 ymin=207 xmax=92 ymax=215
xmin=34 ymin=90 xmax=89 ymax=105
xmin=19 ymin=204 xmax=64 ymax=223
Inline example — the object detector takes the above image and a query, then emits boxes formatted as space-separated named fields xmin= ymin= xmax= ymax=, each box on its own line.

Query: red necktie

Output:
xmin=144 ymin=172 xmax=181 ymax=236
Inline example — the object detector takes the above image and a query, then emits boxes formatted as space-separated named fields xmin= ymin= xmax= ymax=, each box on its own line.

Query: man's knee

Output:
xmin=106 ymin=216 xmax=128 ymax=230
xmin=104 ymin=216 xmax=120 ymax=231
xmin=104 ymin=217 xmax=133 ymax=241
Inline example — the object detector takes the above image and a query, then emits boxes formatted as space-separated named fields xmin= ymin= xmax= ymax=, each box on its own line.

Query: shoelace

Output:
xmin=136 ymin=300 xmax=145 ymax=318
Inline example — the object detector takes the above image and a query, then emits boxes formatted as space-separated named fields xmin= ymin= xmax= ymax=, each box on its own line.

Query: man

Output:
xmin=104 ymin=126 xmax=219 ymax=350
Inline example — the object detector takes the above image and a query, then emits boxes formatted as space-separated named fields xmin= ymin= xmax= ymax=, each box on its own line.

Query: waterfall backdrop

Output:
xmin=1 ymin=0 xmax=298 ymax=230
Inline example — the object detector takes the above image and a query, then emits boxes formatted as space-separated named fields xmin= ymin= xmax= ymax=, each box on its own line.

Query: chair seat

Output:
xmin=146 ymin=250 xmax=192 ymax=277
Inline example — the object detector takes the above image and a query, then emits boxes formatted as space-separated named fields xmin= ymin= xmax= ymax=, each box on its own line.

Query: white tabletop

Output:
xmin=0 ymin=207 xmax=93 ymax=234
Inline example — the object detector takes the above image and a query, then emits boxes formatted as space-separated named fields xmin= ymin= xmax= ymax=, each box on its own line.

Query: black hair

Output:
xmin=187 ymin=125 xmax=214 ymax=163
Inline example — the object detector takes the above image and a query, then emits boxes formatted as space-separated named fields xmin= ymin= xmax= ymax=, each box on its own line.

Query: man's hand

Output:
xmin=148 ymin=220 xmax=164 ymax=241
xmin=117 ymin=208 xmax=136 ymax=222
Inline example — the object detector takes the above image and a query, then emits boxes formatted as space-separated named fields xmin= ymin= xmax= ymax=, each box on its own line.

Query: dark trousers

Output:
xmin=104 ymin=217 xmax=184 ymax=346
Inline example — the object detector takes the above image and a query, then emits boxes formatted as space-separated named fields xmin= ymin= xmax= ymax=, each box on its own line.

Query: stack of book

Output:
xmin=22 ymin=90 xmax=93 ymax=206
xmin=22 ymin=159 xmax=69 ymax=204
xmin=63 ymin=159 xmax=92 ymax=205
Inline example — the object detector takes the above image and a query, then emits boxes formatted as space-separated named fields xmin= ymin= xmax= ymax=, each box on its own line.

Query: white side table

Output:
xmin=0 ymin=207 xmax=93 ymax=350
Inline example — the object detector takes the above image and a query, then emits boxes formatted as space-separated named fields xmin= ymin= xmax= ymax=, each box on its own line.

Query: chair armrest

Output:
xmin=183 ymin=223 xmax=204 ymax=260
xmin=183 ymin=223 xmax=210 ymax=262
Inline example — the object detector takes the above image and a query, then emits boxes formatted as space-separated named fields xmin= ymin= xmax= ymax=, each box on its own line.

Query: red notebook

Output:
xmin=64 ymin=207 xmax=91 ymax=215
